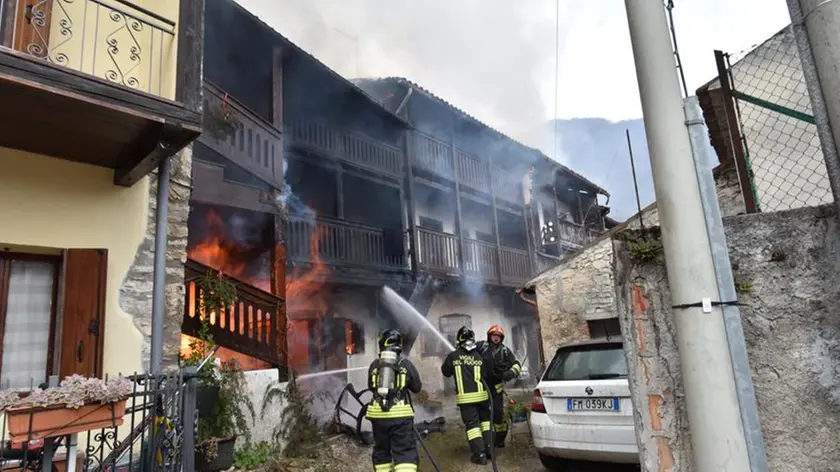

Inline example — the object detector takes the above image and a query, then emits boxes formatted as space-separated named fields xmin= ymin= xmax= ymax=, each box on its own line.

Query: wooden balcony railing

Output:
xmin=200 ymin=81 xmax=283 ymax=189
xmin=416 ymin=227 xmax=459 ymax=275
xmin=492 ymin=167 xmax=523 ymax=204
xmin=412 ymin=132 xmax=454 ymax=178
xmin=500 ymin=246 xmax=530 ymax=283
xmin=555 ymin=220 xmax=599 ymax=248
xmin=457 ymin=150 xmax=491 ymax=192
xmin=286 ymin=217 xmax=406 ymax=269
xmin=6 ymin=0 xmax=178 ymax=99
xmin=285 ymin=120 xmax=402 ymax=177
xmin=463 ymin=238 xmax=498 ymax=280
xmin=182 ymin=259 xmax=286 ymax=365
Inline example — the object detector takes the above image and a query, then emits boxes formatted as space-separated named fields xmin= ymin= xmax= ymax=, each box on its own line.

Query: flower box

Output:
xmin=6 ymin=400 xmax=126 ymax=442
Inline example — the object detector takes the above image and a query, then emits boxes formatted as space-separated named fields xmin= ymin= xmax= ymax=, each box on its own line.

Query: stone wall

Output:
xmin=529 ymin=163 xmax=743 ymax=355
xmin=119 ymin=148 xmax=193 ymax=371
xmin=614 ymin=205 xmax=840 ymax=472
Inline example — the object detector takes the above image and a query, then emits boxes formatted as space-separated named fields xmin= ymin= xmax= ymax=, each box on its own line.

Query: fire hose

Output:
xmin=480 ymin=378 xmax=501 ymax=472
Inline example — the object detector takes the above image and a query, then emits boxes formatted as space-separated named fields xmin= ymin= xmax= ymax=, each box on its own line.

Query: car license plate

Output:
xmin=567 ymin=397 xmax=620 ymax=412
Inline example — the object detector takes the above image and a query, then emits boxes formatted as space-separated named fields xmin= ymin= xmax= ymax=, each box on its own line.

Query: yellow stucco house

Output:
xmin=0 ymin=0 xmax=203 ymax=386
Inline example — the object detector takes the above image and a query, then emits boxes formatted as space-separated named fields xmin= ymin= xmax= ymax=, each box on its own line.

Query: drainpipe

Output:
xmin=624 ymin=0 xmax=751 ymax=470
xmin=150 ymin=157 xmax=171 ymax=374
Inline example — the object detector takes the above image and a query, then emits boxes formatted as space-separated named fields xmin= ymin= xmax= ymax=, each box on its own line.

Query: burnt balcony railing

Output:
xmin=500 ymin=246 xmax=530 ymax=283
xmin=6 ymin=0 xmax=178 ymax=99
xmin=555 ymin=220 xmax=599 ymax=248
xmin=463 ymin=238 xmax=498 ymax=280
xmin=285 ymin=120 xmax=403 ymax=177
xmin=200 ymin=81 xmax=283 ymax=189
xmin=286 ymin=216 xmax=407 ymax=269
xmin=182 ymin=259 xmax=286 ymax=365
xmin=412 ymin=132 xmax=454 ymax=178
xmin=415 ymin=227 xmax=459 ymax=275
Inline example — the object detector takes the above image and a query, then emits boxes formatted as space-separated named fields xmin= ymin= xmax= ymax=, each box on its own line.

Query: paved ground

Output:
xmin=278 ymin=422 xmax=639 ymax=472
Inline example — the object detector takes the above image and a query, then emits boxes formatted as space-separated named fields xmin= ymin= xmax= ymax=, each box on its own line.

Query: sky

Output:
xmin=233 ymin=0 xmax=791 ymax=157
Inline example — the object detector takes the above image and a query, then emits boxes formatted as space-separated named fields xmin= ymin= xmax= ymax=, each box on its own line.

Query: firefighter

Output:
xmin=365 ymin=329 xmax=422 ymax=472
xmin=441 ymin=326 xmax=492 ymax=465
xmin=477 ymin=324 xmax=522 ymax=449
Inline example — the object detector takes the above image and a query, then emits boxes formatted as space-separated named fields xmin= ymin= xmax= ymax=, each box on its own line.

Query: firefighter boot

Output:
xmin=471 ymin=453 xmax=488 ymax=465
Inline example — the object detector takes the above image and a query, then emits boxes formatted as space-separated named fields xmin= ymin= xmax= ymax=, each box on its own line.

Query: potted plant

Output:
xmin=205 ymin=94 xmax=240 ymax=141
xmin=182 ymin=271 xmax=237 ymax=418
xmin=195 ymin=359 xmax=255 ymax=471
xmin=0 ymin=375 xmax=133 ymax=442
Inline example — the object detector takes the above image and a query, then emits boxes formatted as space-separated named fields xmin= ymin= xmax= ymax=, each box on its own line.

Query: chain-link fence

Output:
xmin=710 ymin=26 xmax=833 ymax=213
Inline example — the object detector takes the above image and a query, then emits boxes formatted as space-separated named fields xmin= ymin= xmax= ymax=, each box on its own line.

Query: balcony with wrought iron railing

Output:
xmin=285 ymin=120 xmax=403 ymax=178
xmin=0 ymin=0 xmax=202 ymax=186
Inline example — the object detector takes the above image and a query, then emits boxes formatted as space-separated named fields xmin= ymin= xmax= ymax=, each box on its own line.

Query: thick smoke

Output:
xmin=233 ymin=0 xmax=557 ymax=146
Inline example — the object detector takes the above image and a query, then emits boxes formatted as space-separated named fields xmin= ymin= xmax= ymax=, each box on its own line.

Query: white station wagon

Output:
xmin=529 ymin=338 xmax=639 ymax=470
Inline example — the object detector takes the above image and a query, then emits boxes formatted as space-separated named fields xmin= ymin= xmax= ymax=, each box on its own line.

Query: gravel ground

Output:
xmin=269 ymin=422 xmax=639 ymax=472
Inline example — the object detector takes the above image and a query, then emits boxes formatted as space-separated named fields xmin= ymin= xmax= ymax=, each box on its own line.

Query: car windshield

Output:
xmin=543 ymin=344 xmax=628 ymax=381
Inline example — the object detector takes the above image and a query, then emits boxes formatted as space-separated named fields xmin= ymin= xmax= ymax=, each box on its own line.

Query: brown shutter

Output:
xmin=11 ymin=1 xmax=53 ymax=55
xmin=59 ymin=249 xmax=108 ymax=379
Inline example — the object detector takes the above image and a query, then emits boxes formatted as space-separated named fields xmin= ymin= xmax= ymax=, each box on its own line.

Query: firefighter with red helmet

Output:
xmin=476 ymin=324 xmax=522 ymax=449
xmin=366 ymin=329 xmax=422 ymax=472
xmin=441 ymin=326 xmax=492 ymax=465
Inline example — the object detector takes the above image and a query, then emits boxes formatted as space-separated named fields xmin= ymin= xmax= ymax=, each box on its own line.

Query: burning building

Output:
xmin=189 ymin=0 xmax=611 ymax=406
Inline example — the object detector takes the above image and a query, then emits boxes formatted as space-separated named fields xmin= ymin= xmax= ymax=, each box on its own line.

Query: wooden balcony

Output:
xmin=554 ymin=220 xmax=599 ymax=248
xmin=182 ymin=259 xmax=286 ymax=365
xmin=411 ymin=132 xmax=524 ymax=205
xmin=286 ymin=216 xmax=407 ymax=270
xmin=285 ymin=120 xmax=403 ymax=177
xmin=415 ymin=227 xmax=533 ymax=285
xmin=0 ymin=0 xmax=202 ymax=187
xmin=412 ymin=132 xmax=454 ymax=179
xmin=500 ymin=246 xmax=531 ymax=283
xmin=199 ymin=81 xmax=283 ymax=189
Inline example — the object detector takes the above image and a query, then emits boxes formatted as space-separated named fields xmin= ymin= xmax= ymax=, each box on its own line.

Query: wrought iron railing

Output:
xmin=0 ymin=371 xmax=197 ymax=471
xmin=5 ymin=0 xmax=178 ymax=98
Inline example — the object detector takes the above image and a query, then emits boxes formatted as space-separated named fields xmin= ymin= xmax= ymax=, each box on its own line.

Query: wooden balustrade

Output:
xmin=182 ymin=259 xmax=286 ymax=365
xmin=556 ymin=220 xmax=598 ymax=248
xmin=492 ymin=167 xmax=523 ymax=204
xmin=412 ymin=132 xmax=454 ymax=178
xmin=286 ymin=217 xmax=406 ymax=269
xmin=463 ymin=238 xmax=498 ymax=280
xmin=285 ymin=120 xmax=402 ymax=177
xmin=500 ymin=246 xmax=531 ymax=283
xmin=415 ymin=227 xmax=460 ymax=275
xmin=456 ymin=150 xmax=491 ymax=192
xmin=200 ymin=81 xmax=283 ymax=189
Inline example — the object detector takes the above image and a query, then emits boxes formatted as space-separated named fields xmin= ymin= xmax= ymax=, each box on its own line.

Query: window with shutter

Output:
xmin=59 ymin=249 xmax=108 ymax=379
xmin=0 ymin=253 xmax=61 ymax=390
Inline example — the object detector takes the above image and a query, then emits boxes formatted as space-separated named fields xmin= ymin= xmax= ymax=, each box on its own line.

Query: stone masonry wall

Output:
xmin=531 ymin=164 xmax=743 ymax=354
xmin=119 ymin=148 xmax=193 ymax=372
xmin=614 ymin=205 xmax=840 ymax=472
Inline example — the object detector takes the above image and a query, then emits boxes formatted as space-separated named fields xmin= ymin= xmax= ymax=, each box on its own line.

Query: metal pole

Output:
xmin=625 ymin=129 xmax=645 ymax=228
xmin=623 ymin=1 xmax=751 ymax=470
xmin=786 ymin=0 xmax=840 ymax=215
xmin=150 ymin=157 xmax=171 ymax=374
xmin=685 ymin=97 xmax=770 ymax=472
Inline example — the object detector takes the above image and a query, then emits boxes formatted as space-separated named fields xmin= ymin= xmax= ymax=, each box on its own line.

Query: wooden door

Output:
xmin=11 ymin=0 xmax=53 ymax=58
xmin=59 ymin=249 xmax=108 ymax=379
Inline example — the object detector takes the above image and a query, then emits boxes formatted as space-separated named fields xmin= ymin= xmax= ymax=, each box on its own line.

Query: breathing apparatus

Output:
xmin=375 ymin=329 xmax=403 ymax=411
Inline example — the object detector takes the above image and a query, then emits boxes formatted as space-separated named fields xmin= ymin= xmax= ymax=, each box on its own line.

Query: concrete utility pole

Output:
xmin=623 ymin=1 xmax=751 ymax=471
xmin=786 ymin=0 xmax=840 ymax=215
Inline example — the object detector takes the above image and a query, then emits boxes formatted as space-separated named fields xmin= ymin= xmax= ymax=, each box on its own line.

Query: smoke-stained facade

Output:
xmin=187 ymin=0 xmax=611 ymax=404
